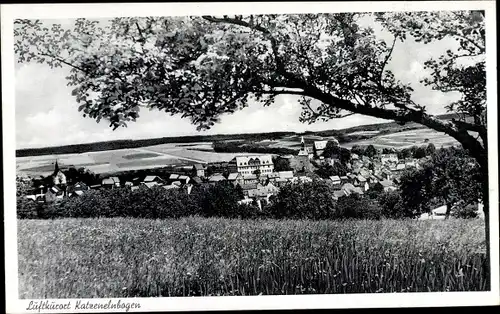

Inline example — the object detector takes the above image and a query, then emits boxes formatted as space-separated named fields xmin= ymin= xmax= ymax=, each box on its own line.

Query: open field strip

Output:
xmin=18 ymin=217 xmax=487 ymax=298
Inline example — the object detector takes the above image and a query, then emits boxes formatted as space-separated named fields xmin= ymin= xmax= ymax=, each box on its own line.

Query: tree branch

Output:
xmin=302 ymin=83 xmax=487 ymax=170
xmin=378 ymin=35 xmax=397 ymax=86
xmin=40 ymin=52 xmax=86 ymax=72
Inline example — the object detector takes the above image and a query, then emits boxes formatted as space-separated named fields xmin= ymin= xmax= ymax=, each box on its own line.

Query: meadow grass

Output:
xmin=17 ymin=217 xmax=487 ymax=298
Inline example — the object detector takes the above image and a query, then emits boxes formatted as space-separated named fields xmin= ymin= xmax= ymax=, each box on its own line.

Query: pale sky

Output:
xmin=15 ymin=17 xmax=462 ymax=149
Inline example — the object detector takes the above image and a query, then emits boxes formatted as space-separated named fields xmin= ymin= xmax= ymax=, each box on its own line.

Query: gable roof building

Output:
xmin=229 ymin=155 xmax=275 ymax=175
xmin=102 ymin=176 xmax=120 ymax=187
xmin=208 ymin=174 xmax=226 ymax=183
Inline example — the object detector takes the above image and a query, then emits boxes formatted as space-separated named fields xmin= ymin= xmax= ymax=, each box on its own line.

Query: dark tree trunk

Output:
xmin=479 ymin=161 xmax=490 ymax=290
xmin=445 ymin=201 xmax=453 ymax=219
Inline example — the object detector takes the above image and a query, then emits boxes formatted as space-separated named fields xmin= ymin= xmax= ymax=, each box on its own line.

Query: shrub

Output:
xmin=267 ymin=180 xmax=337 ymax=220
xmin=336 ymin=193 xmax=382 ymax=219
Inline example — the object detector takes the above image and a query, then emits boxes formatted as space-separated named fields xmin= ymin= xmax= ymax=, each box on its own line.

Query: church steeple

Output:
xmin=298 ymin=136 xmax=308 ymax=157
xmin=54 ymin=160 xmax=60 ymax=174
xmin=52 ymin=160 xmax=67 ymax=186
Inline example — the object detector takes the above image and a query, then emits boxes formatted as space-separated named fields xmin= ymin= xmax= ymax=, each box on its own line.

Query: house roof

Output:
xmin=191 ymin=177 xmax=203 ymax=184
xmin=209 ymin=174 xmax=225 ymax=182
xmin=163 ymin=185 xmax=180 ymax=190
xmin=178 ymin=175 xmax=190 ymax=180
xmin=341 ymin=183 xmax=356 ymax=191
xmin=341 ymin=183 xmax=363 ymax=195
xmin=74 ymin=182 xmax=89 ymax=190
xmin=379 ymin=180 xmax=394 ymax=188
xmin=333 ymin=190 xmax=346 ymax=198
xmin=102 ymin=177 xmax=119 ymax=185
xmin=278 ymin=171 xmax=294 ymax=179
xmin=297 ymin=176 xmax=313 ymax=183
xmin=431 ymin=205 xmax=448 ymax=215
xmin=171 ymin=181 xmax=182 ymax=186
xmin=356 ymin=175 xmax=367 ymax=182
xmin=243 ymin=174 xmax=258 ymax=180
xmin=267 ymin=172 xmax=280 ymax=179
xmin=50 ymin=185 xmax=62 ymax=193
xmin=396 ymin=164 xmax=406 ymax=170
xmin=169 ymin=174 xmax=180 ymax=180
xmin=227 ymin=173 xmax=241 ymax=180
xmin=193 ymin=164 xmax=204 ymax=170
xmin=240 ymin=183 xmax=258 ymax=191
xmin=142 ymin=181 xmax=160 ymax=188
xmin=144 ymin=175 xmax=161 ymax=182
xmin=330 ymin=175 xmax=341 ymax=182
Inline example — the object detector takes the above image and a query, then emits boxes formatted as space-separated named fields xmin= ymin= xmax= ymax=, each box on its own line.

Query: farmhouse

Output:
xmin=102 ymin=176 xmax=120 ymax=188
xmin=333 ymin=189 xmax=348 ymax=200
xmin=242 ymin=174 xmax=259 ymax=185
xmin=313 ymin=140 xmax=328 ymax=157
xmin=45 ymin=185 xmax=65 ymax=202
xmin=208 ymin=173 xmax=226 ymax=183
xmin=227 ymin=172 xmax=244 ymax=186
xmin=329 ymin=175 xmax=342 ymax=187
xmin=229 ymin=155 xmax=274 ymax=175
xmin=66 ymin=182 xmax=89 ymax=197
xmin=341 ymin=183 xmax=364 ymax=196
xmin=141 ymin=181 xmax=161 ymax=189
xmin=192 ymin=164 xmax=205 ymax=178
xmin=143 ymin=175 xmax=165 ymax=185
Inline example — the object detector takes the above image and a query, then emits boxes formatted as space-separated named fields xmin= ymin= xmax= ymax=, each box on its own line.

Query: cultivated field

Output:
xmin=16 ymin=143 xmax=249 ymax=177
xmin=18 ymin=217 xmax=487 ymax=298
xmin=342 ymin=129 xmax=460 ymax=149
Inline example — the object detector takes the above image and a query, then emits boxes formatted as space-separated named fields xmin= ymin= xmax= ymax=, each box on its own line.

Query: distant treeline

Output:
xmin=306 ymin=113 xmax=461 ymax=143
xmin=17 ymin=113 xmax=463 ymax=158
xmin=16 ymin=132 xmax=295 ymax=157
xmin=213 ymin=141 xmax=298 ymax=155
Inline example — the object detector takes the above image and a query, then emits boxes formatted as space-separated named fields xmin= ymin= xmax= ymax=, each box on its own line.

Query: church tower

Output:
xmin=293 ymin=136 xmax=312 ymax=173
xmin=52 ymin=160 xmax=67 ymax=186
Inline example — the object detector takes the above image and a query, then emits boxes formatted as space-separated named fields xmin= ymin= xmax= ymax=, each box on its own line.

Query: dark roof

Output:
xmin=240 ymin=183 xmax=258 ymax=191
xmin=191 ymin=177 xmax=203 ymax=184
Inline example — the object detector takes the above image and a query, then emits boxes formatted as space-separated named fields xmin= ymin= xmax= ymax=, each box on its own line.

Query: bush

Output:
xmin=267 ymin=180 xmax=337 ymax=220
xmin=336 ymin=193 xmax=382 ymax=219
xmin=452 ymin=203 xmax=479 ymax=219
xmin=376 ymin=191 xmax=407 ymax=219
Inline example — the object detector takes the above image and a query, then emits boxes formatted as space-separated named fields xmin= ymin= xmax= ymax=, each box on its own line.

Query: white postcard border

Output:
xmin=2 ymin=1 xmax=499 ymax=312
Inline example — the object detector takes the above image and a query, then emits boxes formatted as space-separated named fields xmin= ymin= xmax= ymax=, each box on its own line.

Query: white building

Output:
xmin=381 ymin=154 xmax=399 ymax=164
xmin=313 ymin=140 xmax=329 ymax=157
xmin=229 ymin=155 xmax=274 ymax=175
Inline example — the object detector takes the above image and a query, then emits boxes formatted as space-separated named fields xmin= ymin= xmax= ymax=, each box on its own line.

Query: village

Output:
xmin=22 ymin=136 xmax=432 ymax=211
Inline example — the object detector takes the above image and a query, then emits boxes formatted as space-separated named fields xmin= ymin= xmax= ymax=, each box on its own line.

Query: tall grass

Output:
xmin=17 ymin=217 xmax=487 ymax=298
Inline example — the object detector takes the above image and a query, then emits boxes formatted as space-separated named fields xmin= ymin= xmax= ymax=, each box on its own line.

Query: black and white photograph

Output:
xmin=2 ymin=1 xmax=499 ymax=312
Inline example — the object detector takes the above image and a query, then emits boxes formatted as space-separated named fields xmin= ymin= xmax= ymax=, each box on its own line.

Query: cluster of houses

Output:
xmin=324 ymin=152 xmax=425 ymax=197
xmin=23 ymin=137 xmax=430 ymax=209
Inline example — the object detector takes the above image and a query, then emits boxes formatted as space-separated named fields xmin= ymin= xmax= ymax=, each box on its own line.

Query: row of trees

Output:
xmin=16 ymin=180 xmax=392 ymax=221
xmin=212 ymin=141 xmax=297 ymax=155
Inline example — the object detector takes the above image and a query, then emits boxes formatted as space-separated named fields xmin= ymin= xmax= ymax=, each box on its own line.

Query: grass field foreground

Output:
xmin=18 ymin=217 xmax=487 ymax=298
